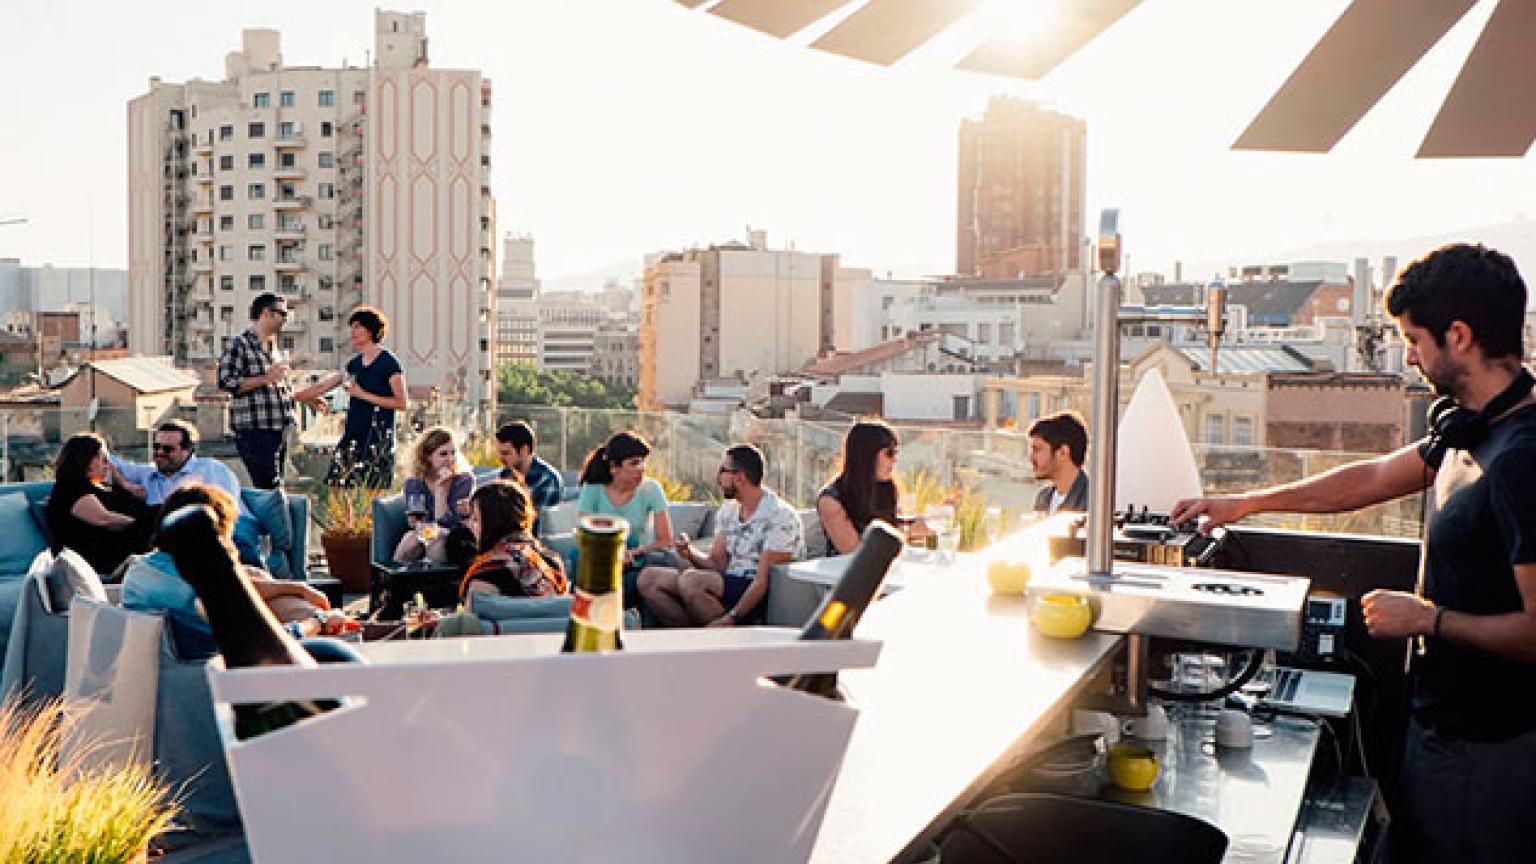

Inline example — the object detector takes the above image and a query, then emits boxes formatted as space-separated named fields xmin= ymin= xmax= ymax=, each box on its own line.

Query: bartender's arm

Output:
xmin=1364 ymin=565 xmax=1536 ymax=663
xmin=1171 ymin=443 xmax=1433 ymax=532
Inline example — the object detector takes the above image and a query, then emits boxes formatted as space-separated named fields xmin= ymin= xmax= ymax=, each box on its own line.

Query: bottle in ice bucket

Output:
xmin=561 ymin=515 xmax=628 ymax=653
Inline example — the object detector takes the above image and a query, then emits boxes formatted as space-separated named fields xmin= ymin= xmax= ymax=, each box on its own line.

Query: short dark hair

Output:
xmin=724 ymin=443 xmax=765 ymax=486
xmin=155 ymin=419 xmax=198 ymax=451
xmin=249 ymin=292 xmax=284 ymax=321
xmin=1386 ymin=243 xmax=1526 ymax=360
xmin=1029 ymin=411 xmax=1089 ymax=467
xmin=470 ymin=479 xmax=534 ymax=552
xmin=496 ymin=421 xmax=536 ymax=451
xmin=348 ymin=305 xmax=388 ymax=343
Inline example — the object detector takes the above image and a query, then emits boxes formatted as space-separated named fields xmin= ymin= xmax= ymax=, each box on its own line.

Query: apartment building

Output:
xmin=496 ymin=234 xmax=540 ymax=368
xmin=128 ymin=10 xmax=496 ymax=414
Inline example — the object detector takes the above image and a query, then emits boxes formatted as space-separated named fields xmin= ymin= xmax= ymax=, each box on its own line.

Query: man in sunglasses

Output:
xmin=637 ymin=444 xmax=805 ymax=627
xmin=110 ymin=419 xmax=264 ymax=566
xmin=217 ymin=292 xmax=297 ymax=489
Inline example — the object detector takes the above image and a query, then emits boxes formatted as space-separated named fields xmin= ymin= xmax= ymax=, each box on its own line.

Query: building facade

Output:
xmin=495 ymin=234 xmax=540 ymax=368
xmin=128 ymin=10 xmax=496 ymax=414
xmin=957 ymin=97 xmax=1086 ymax=279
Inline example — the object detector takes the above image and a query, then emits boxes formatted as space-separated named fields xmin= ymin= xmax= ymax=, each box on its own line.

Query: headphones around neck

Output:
xmin=1423 ymin=366 xmax=1535 ymax=469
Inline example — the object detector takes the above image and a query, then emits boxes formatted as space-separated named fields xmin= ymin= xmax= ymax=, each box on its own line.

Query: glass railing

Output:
xmin=0 ymin=402 xmax=1423 ymax=543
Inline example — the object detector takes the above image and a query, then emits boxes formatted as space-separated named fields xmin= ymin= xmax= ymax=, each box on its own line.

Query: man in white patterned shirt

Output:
xmin=217 ymin=293 xmax=298 ymax=488
xmin=639 ymin=444 xmax=804 ymax=627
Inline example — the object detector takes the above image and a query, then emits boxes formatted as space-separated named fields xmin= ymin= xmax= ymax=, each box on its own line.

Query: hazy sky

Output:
xmin=2 ymin=0 xmax=1533 ymax=283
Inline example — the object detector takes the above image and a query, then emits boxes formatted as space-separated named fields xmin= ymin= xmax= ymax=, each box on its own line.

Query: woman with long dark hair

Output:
xmin=46 ymin=433 xmax=157 ymax=575
xmin=459 ymin=480 xmax=566 ymax=601
xmin=815 ymin=421 xmax=903 ymax=557
xmin=576 ymin=431 xmax=673 ymax=603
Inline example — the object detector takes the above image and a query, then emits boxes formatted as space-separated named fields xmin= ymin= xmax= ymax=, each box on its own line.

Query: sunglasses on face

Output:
xmin=152 ymin=444 xmax=181 ymax=454
xmin=268 ymin=307 xmax=289 ymax=319
xmin=718 ymin=465 xmax=738 ymax=475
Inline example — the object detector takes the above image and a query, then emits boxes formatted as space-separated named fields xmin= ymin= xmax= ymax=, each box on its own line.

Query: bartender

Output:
xmin=1028 ymin=411 xmax=1090 ymax=516
xmin=1171 ymin=243 xmax=1536 ymax=864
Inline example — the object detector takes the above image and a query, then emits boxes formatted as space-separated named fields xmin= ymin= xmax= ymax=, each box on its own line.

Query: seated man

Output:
xmin=111 ymin=419 xmax=265 ymax=565
xmin=494 ymin=420 xmax=563 ymax=533
xmin=122 ymin=482 xmax=340 ymax=661
xmin=638 ymin=444 xmax=803 ymax=627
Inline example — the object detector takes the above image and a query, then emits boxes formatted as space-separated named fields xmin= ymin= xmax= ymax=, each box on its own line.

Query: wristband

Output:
xmin=1433 ymin=606 xmax=1446 ymax=639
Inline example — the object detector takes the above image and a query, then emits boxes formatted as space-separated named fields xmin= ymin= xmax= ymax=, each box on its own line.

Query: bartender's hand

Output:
xmin=1169 ymin=496 xmax=1249 ymax=534
xmin=1361 ymin=590 xmax=1437 ymax=638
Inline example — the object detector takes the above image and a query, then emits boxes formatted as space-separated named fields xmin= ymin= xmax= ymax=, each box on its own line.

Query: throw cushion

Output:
xmin=45 ymin=548 xmax=107 ymax=614
xmin=0 ymin=492 xmax=51 ymax=577
xmin=242 ymin=489 xmax=294 ymax=578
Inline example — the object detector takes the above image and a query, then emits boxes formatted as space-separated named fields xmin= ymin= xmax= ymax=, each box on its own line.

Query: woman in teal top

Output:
xmin=576 ymin=431 xmax=672 ymax=607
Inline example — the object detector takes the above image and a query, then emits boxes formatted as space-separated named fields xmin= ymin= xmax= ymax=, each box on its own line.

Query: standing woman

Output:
xmin=575 ymin=431 xmax=673 ymax=604
xmin=816 ymin=420 xmax=906 ymax=557
xmin=46 ymin=433 xmax=157 ymax=576
xmin=295 ymin=306 xmax=408 ymax=488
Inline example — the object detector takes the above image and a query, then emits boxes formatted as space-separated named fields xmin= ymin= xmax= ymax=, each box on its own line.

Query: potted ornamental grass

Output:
xmin=317 ymin=482 xmax=384 ymax=594
xmin=0 ymin=696 xmax=180 ymax=864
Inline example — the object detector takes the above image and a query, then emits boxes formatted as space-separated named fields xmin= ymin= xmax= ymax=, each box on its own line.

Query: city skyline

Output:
xmin=4 ymin=0 xmax=1536 ymax=284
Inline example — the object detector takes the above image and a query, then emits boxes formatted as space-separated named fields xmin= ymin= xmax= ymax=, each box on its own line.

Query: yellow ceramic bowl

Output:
xmin=986 ymin=559 xmax=1032 ymax=595
xmin=1030 ymin=594 xmax=1092 ymax=639
xmin=1108 ymin=743 xmax=1160 ymax=791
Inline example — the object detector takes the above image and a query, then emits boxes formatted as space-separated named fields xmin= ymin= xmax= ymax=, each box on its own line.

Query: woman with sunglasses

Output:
xmin=815 ymin=420 xmax=920 ymax=557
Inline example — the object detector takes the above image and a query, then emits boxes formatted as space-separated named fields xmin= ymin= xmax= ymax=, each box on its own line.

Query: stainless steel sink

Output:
xmin=1025 ymin=558 xmax=1310 ymax=651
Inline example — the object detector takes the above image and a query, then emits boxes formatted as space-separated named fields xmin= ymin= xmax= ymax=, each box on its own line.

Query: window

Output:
xmin=354 ymin=90 xmax=365 ymax=105
xmin=280 ymin=337 xmax=295 ymax=351
xmin=320 ymin=337 xmax=334 ymax=352
xmin=279 ymin=91 xmax=295 ymax=108
xmin=320 ymin=121 xmax=333 ymax=137
xmin=318 ymin=243 xmax=333 ymax=261
xmin=222 ymin=337 xmax=232 ymax=352
xmin=1027 ymin=393 xmax=1041 ymax=419
xmin=1233 ymin=416 xmax=1254 ymax=447
xmin=248 ymin=213 xmax=265 ymax=230
xmin=220 ymin=275 xmax=234 ymax=291
xmin=278 ymin=183 xmax=296 ymax=200
xmin=1205 ymin=413 xmax=1227 ymax=445
xmin=247 ymin=183 xmax=265 ymax=199
xmin=318 ymin=215 xmax=334 ymax=229
xmin=279 ymin=121 xmax=296 ymax=139
xmin=219 ymin=306 xmax=233 ymax=321
xmin=219 ymin=215 xmax=234 ymax=231
xmin=977 ymin=323 xmax=992 ymax=344
xmin=248 ymin=153 xmax=265 ymax=169
xmin=219 ymin=154 xmax=233 ymax=171
xmin=249 ymin=275 xmax=266 ymax=291
xmin=318 ymin=152 xmax=333 ymax=168
xmin=248 ymin=244 xmax=265 ymax=261
xmin=318 ymin=183 xmax=334 ymax=199
xmin=253 ymin=92 xmax=270 ymax=108
xmin=219 ymin=125 xmax=234 ymax=141
xmin=319 ymin=306 xmax=335 ymax=322
xmin=279 ymin=274 xmax=297 ymax=291
xmin=217 ymin=245 xmax=232 ymax=262
xmin=248 ymin=122 xmax=265 ymax=138
xmin=318 ymin=90 xmax=335 ymax=107
xmin=218 ymin=185 xmax=234 ymax=201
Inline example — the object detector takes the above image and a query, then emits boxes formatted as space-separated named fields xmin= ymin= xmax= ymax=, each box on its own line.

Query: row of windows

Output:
xmin=217 ymin=182 xmax=335 ymax=201
xmin=248 ymin=89 xmax=361 ymax=109
xmin=213 ymin=152 xmax=334 ymax=171
xmin=203 ymin=242 xmax=335 ymax=263
xmin=213 ymin=120 xmax=334 ymax=143
xmin=208 ymin=214 xmax=336 ymax=232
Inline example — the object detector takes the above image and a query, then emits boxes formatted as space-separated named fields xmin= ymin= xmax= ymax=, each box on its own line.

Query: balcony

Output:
xmin=274 ymin=222 xmax=306 ymax=240
xmin=195 ymin=172 xmax=213 ymax=185
xmin=275 ymin=166 xmax=307 ymax=181
xmin=273 ymin=195 xmax=312 ymax=211
xmin=191 ymin=260 xmax=213 ymax=274
xmin=275 ymin=258 xmax=307 ymax=273
xmin=191 ymin=200 xmax=214 ymax=216
xmin=274 ymin=134 xmax=308 ymax=149
xmin=193 ymin=140 xmax=213 ymax=155
xmin=193 ymin=227 xmax=214 ymax=243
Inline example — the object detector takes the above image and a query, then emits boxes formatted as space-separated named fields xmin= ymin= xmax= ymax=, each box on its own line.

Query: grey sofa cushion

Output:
xmin=44 ymin=548 xmax=107 ymax=614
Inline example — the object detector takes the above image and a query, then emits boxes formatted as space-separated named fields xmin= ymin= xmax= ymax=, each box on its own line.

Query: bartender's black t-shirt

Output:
xmin=1413 ymin=402 xmax=1536 ymax=741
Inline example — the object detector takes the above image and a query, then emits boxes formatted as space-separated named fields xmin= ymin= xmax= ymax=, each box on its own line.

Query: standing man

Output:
xmin=1171 ymin=244 xmax=1536 ymax=864
xmin=638 ymin=444 xmax=804 ymax=627
xmin=217 ymin=293 xmax=296 ymax=489
xmin=494 ymin=420 xmax=563 ymax=532
xmin=1028 ymin=410 xmax=1089 ymax=515
xmin=110 ymin=419 xmax=264 ymax=565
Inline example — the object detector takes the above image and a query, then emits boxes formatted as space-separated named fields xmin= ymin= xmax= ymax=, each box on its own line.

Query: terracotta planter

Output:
xmin=321 ymin=533 xmax=373 ymax=594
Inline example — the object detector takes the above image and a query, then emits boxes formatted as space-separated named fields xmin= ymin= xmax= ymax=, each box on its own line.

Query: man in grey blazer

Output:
xmin=1029 ymin=411 xmax=1089 ymax=516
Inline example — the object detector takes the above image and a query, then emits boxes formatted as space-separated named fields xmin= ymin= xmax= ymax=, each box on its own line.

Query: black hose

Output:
xmin=1147 ymin=647 xmax=1265 ymax=703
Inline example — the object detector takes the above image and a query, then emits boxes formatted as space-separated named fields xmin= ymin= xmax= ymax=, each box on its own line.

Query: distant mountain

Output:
xmin=541 ymin=258 xmax=641 ymax=294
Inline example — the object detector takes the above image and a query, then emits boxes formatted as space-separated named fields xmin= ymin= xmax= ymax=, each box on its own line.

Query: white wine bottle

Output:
xmin=561 ymin=515 xmax=628 ymax=653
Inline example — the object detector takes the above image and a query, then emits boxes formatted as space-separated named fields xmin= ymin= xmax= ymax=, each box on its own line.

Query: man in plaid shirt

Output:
xmin=218 ymin=293 xmax=297 ymax=488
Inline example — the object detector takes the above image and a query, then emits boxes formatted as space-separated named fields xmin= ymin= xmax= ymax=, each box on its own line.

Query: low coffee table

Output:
xmin=369 ymin=561 xmax=464 ymax=619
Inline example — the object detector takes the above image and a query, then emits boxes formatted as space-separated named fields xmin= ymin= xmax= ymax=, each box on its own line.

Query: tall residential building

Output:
xmin=496 ymin=234 xmax=540 ymax=367
xmin=957 ymin=97 xmax=1086 ymax=279
xmin=128 ymin=10 xmax=496 ymax=414
xmin=639 ymin=230 xmax=853 ymax=409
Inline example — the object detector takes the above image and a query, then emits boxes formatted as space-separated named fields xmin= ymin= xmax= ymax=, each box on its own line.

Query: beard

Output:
xmin=1421 ymin=355 xmax=1466 ymax=400
xmin=722 ymin=485 xmax=738 ymax=500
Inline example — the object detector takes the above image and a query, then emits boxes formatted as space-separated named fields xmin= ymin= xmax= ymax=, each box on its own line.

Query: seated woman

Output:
xmin=575 ymin=431 xmax=672 ymax=606
xmin=393 ymin=426 xmax=475 ymax=565
xmin=46 ymin=433 xmax=157 ymax=577
xmin=122 ymin=482 xmax=341 ymax=661
xmin=459 ymin=480 xmax=567 ymax=601
xmin=816 ymin=420 xmax=925 ymax=556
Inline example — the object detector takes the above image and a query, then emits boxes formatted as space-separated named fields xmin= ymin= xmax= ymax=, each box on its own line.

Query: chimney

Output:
xmin=1352 ymin=258 xmax=1371 ymax=328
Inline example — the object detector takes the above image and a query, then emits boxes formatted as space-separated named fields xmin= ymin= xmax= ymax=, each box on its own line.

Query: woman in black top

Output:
xmin=47 ymin=433 xmax=157 ymax=576
xmin=459 ymin=480 xmax=567 ymax=601
xmin=816 ymin=420 xmax=909 ymax=557
xmin=295 ymin=305 xmax=408 ymax=488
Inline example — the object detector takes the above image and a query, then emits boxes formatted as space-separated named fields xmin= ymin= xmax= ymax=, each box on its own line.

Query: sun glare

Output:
xmin=977 ymin=0 xmax=1063 ymax=49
